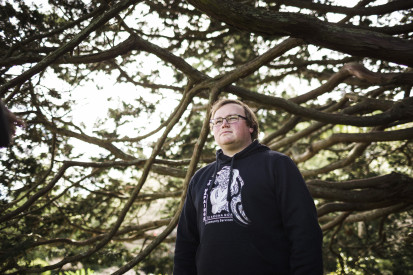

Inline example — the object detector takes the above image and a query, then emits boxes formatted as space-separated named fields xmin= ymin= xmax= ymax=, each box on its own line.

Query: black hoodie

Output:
xmin=174 ymin=141 xmax=323 ymax=275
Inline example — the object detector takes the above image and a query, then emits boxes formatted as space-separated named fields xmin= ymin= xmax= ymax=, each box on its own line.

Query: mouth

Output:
xmin=220 ymin=131 xmax=232 ymax=136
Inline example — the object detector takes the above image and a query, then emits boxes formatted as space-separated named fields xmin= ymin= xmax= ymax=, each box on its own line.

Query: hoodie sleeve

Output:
xmin=173 ymin=179 xmax=199 ymax=275
xmin=274 ymin=155 xmax=323 ymax=275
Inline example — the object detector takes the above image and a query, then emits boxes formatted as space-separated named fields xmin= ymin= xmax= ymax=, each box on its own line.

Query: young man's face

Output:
xmin=211 ymin=103 xmax=254 ymax=156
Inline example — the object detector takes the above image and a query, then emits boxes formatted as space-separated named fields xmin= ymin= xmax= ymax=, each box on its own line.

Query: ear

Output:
xmin=249 ymin=127 xmax=254 ymax=133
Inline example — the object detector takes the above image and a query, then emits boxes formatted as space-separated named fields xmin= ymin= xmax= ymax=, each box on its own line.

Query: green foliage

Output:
xmin=322 ymin=209 xmax=413 ymax=274
xmin=138 ymin=243 xmax=174 ymax=275
xmin=27 ymin=259 xmax=51 ymax=275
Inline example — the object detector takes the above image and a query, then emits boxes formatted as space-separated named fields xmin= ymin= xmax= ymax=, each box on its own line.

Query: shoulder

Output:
xmin=194 ymin=161 xmax=215 ymax=175
xmin=261 ymin=149 xmax=299 ymax=170
xmin=187 ymin=162 xmax=216 ymax=199
xmin=261 ymin=149 xmax=291 ymax=161
xmin=190 ymin=161 xmax=216 ymax=184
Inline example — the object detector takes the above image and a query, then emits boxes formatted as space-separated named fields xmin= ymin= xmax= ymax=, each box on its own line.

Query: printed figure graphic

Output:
xmin=209 ymin=166 xmax=250 ymax=225
xmin=210 ymin=180 xmax=228 ymax=214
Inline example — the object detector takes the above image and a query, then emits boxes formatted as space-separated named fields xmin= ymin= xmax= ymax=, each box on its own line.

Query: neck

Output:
xmin=221 ymin=141 xmax=253 ymax=157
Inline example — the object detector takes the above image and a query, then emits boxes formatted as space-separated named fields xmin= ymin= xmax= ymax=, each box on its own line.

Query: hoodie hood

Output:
xmin=215 ymin=140 xmax=269 ymax=163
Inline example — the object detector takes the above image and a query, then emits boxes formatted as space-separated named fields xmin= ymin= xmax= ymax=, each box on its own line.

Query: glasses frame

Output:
xmin=210 ymin=114 xmax=247 ymax=127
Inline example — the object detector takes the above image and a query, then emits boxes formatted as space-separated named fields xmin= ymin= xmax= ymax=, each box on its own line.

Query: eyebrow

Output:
xmin=213 ymin=113 xmax=239 ymax=119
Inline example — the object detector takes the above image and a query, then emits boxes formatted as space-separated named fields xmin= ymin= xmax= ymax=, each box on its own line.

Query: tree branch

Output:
xmin=0 ymin=0 xmax=141 ymax=96
xmin=186 ymin=0 xmax=413 ymax=66
xmin=295 ymin=127 xmax=413 ymax=163
xmin=275 ymin=0 xmax=413 ymax=16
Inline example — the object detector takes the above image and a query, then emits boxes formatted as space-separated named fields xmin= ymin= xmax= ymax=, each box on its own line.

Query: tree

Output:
xmin=0 ymin=0 xmax=412 ymax=273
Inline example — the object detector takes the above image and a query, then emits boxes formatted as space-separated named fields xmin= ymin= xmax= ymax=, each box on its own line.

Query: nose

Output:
xmin=221 ymin=119 xmax=230 ymax=127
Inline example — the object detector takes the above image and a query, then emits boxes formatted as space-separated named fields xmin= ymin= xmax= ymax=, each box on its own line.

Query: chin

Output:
xmin=219 ymin=138 xmax=235 ymax=145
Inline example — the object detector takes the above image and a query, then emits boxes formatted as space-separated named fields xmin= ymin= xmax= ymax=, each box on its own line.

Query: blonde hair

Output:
xmin=210 ymin=99 xmax=259 ymax=140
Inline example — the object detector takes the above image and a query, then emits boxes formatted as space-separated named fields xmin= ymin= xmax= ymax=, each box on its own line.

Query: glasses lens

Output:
xmin=227 ymin=115 xmax=239 ymax=123
xmin=214 ymin=118 xmax=223 ymax=126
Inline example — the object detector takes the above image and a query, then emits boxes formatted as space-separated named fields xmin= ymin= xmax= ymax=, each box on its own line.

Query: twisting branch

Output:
xmin=290 ymin=63 xmax=413 ymax=104
xmin=344 ymin=203 xmax=411 ymax=223
xmin=310 ymin=172 xmax=413 ymax=219
xmin=317 ymin=201 xmax=398 ymax=218
xmin=186 ymin=0 xmax=413 ymax=66
xmin=327 ymin=211 xmax=351 ymax=270
xmin=216 ymin=38 xmax=304 ymax=87
xmin=321 ymin=211 xmax=352 ymax=231
xmin=0 ymin=0 xmax=141 ymax=96
xmin=2 ymin=4 xmax=108 ymax=59
xmin=308 ymin=172 xmax=411 ymax=190
xmin=0 ymin=219 xmax=171 ymax=257
xmin=301 ymin=142 xmax=370 ymax=177
xmin=295 ymin=127 xmax=413 ymax=163
xmin=0 ymin=163 xmax=68 ymax=224
xmin=267 ymin=98 xmax=348 ymax=149
xmin=274 ymin=0 xmax=413 ymax=17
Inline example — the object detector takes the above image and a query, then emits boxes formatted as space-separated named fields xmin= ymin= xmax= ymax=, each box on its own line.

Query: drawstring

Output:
xmin=226 ymin=157 xmax=235 ymax=204
xmin=208 ymin=160 xmax=220 ymax=194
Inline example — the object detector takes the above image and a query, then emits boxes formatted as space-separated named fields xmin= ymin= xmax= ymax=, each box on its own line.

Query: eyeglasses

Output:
xmin=210 ymin=114 xmax=247 ymax=127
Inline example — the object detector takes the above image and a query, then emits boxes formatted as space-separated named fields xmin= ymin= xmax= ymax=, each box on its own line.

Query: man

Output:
xmin=173 ymin=99 xmax=323 ymax=274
